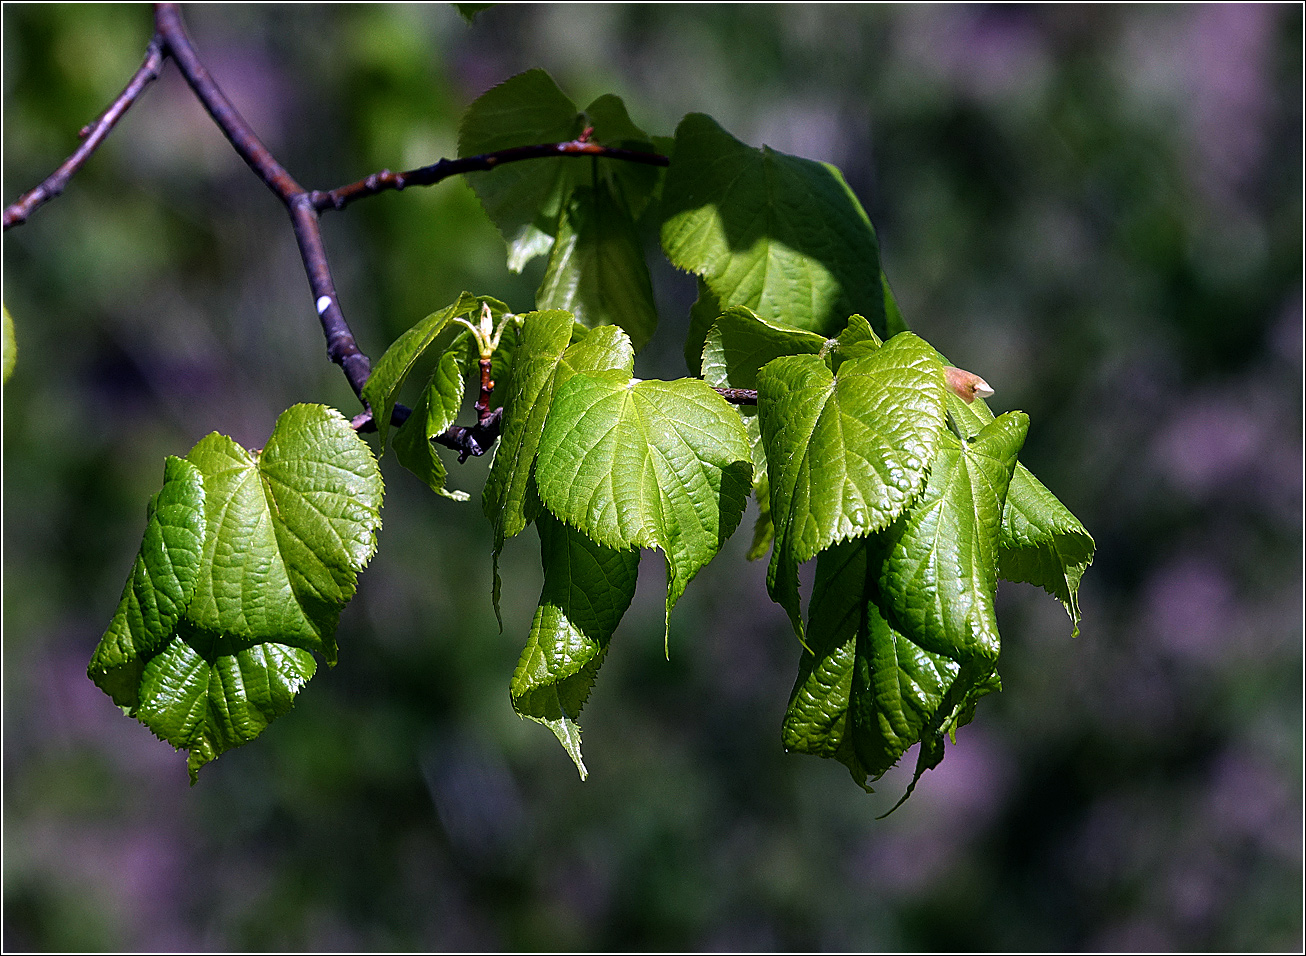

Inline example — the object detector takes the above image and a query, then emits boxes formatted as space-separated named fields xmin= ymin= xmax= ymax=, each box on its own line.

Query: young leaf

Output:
xmin=392 ymin=337 xmax=476 ymax=500
xmin=511 ymin=512 xmax=639 ymax=778
xmin=458 ymin=70 xmax=585 ymax=270
xmin=88 ymin=404 xmax=383 ymax=780
xmin=183 ymin=404 xmax=384 ymax=666
xmin=700 ymin=305 xmax=827 ymax=392
xmin=535 ymin=182 xmax=658 ymax=352
xmin=362 ymin=292 xmax=505 ymax=451
xmin=484 ymin=316 xmax=635 ymax=554
xmin=943 ymin=382 xmax=1094 ymax=635
xmin=872 ymin=412 xmax=1029 ymax=665
xmin=535 ymin=372 xmax=752 ymax=631
xmin=757 ymin=332 xmax=949 ymax=637
xmin=89 ymin=455 xmax=206 ymax=708
xmin=661 ymin=113 xmax=886 ymax=339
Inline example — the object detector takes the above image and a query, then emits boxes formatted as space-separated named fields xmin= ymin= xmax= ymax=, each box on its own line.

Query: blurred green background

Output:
xmin=3 ymin=4 xmax=1301 ymax=951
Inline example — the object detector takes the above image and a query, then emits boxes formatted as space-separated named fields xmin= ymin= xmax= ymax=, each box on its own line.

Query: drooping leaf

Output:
xmin=459 ymin=71 xmax=663 ymax=271
xmin=535 ymin=182 xmax=658 ymax=351
xmin=3 ymin=302 xmax=16 ymax=382
xmin=135 ymin=623 xmax=317 ymax=782
xmin=535 ymin=371 xmax=752 ymax=632
xmin=458 ymin=70 xmax=585 ymax=270
xmin=392 ymin=336 xmax=477 ymax=500
xmin=362 ymin=292 xmax=506 ymax=451
xmin=484 ymin=316 xmax=634 ymax=554
xmin=183 ymin=404 xmax=384 ymax=666
xmin=511 ymin=511 xmax=639 ymax=778
xmin=89 ymin=404 xmax=384 ymax=780
xmin=942 ymin=375 xmax=1094 ymax=635
xmin=873 ymin=411 xmax=1028 ymax=666
xmin=660 ymin=113 xmax=886 ymax=340
xmin=453 ymin=3 xmax=495 ymax=24
xmin=783 ymin=538 xmax=969 ymax=794
xmin=756 ymin=332 xmax=949 ymax=637
xmin=89 ymin=455 xmax=206 ymax=708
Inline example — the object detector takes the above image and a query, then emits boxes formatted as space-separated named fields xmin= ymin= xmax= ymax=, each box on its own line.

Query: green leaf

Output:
xmin=999 ymin=466 xmax=1095 ymax=636
xmin=362 ymin=292 xmax=506 ymax=451
xmin=392 ymin=337 xmax=476 ymax=500
xmin=535 ymin=371 xmax=752 ymax=632
xmin=453 ymin=3 xmax=495 ymax=24
xmin=136 ymin=623 xmax=317 ymax=782
xmin=511 ymin=511 xmax=639 ymax=778
xmin=89 ymin=405 xmax=383 ymax=780
xmin=535 ymin=182 xmax=658 ymax=352
xmin=2 ymin=302 xmax=16 ymax=382
xmin=873 ymin=411 xmax=1028 ymax=666
xmin=459 ymin=71 xmax=663 ymax=272
xmin=89 ymin=456 xmax=206 ymax=708
xmin=458 ymin=70 xmax=585 ymax=270
xmin=484 ymin=315 xmax=634 ymax=554
xmin=700 ymin=305 xmax=827 ymax=392
xmin=757 ymin=332 xmax=949 ymax=637
xmin=881 ymin=272 xmax=911 ymax=337
xmin=660 ymin=113 xmax=886 ymax=339
xmin=943 ymin=383 xmax=1095 ymax=635
xmin=183 ymin=404 xmax=384 ymax=666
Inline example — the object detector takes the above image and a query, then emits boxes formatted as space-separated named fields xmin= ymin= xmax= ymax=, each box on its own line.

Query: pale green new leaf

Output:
xmin=3 ymin=302 xmax=16 ymax=383
xmin=757 ymin=332 xmax=948 ymax=636
xmin=392 ymin=337 xmax=476 ymax=500
xmin=660 ymin=113 xmax=886 ymax=339
xmin=535 ymin=183 xmax=658 ymax=351
xmin=945 ymin=385 xmax=1095 ymax=635
xmin=873 ymin=412 xmax=1028 ymax=665
xmin=362 ymin=292 xmax=505 ymax=451
xmin=535 ymin=372 xmax=752 ymax=629
xmin=89 ymin=455 xmax=206 ymax=708
xmin=511 ymin=512 xmax=639 ymax=778
xmin=89 ymin=404 xmax=383 ymax=780
xmin=184 ymin=404 xmax=385 ymax=666
xmin=135 ymin=622 xmax=317 ymax=782
xmin=484 ymin=316 xmax=634 ymax=554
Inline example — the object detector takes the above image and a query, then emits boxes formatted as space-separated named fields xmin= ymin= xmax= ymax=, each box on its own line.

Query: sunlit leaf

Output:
xmin=757 ymin=332 xmax=948 ymax=636
xmin=535 ymin=370 xmax=752 ymax=631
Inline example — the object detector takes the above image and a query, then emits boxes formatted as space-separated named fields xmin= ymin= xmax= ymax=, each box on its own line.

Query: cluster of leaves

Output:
xmin=88 ymin=70 xmax=1092 ymax=799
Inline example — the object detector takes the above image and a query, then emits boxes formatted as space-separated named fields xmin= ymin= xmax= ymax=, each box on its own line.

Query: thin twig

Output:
xmin=311 ymin=141 xmax=670 ymax=213
xmin=3 ymin=38 xmax=166 ymax=230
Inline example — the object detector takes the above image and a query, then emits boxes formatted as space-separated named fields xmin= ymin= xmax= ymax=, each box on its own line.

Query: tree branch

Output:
xmin=310 ymin=141 xmax=670 ymax=213
xmin=4 ymin=3 xmax=677 ymax=457
xmin=3 ymin=38 xmax=165 ymax=230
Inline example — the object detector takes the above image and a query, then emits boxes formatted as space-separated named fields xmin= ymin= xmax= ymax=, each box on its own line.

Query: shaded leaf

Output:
xmin=511 ymin=512 xmax=639 ymax=778
xmin=536 ymin=183 xmax=658 ymax=351
xmin=661 ymin=113 xmax=886 ymax=339
xmin=89 ymin=455 xmax=206 ymax=708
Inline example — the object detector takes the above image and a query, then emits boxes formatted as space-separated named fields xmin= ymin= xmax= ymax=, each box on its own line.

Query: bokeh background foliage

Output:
xmin=3 ymin=4 xmax=1301 ymax=951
